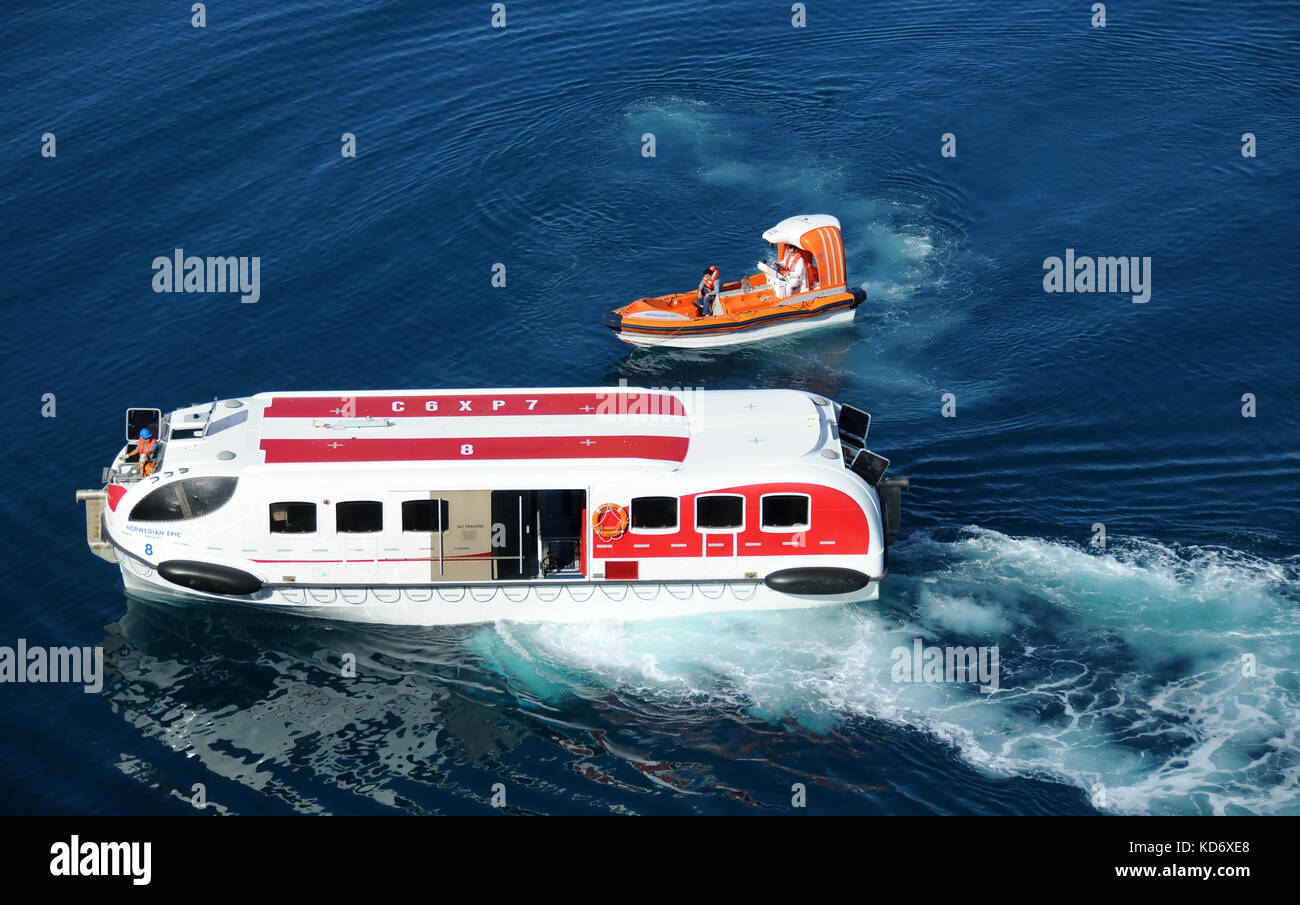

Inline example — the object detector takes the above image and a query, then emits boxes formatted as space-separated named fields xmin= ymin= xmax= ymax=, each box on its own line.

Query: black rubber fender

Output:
xmin=764 ymin=566 xmax=871 ymax=595
xmin=158 ymin=560 xmax=263 ymax=596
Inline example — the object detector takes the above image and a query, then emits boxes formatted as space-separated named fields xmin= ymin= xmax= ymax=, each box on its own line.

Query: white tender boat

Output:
xmin=77 ymin=386 xmax=906 ymax=626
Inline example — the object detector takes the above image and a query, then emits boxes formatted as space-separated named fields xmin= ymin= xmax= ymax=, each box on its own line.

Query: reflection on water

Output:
xmin=102 ymin=596 xmax=540 ymax=814
xmin=610 ymin=325 xmax=862 ymax=396
xmin=100 ymin=581 xmax=1098 ymax=816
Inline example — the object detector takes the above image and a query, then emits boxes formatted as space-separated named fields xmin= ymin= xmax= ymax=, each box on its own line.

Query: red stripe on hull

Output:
xmin=259 ymin=435 xmax=689 ymax=464
xmin=263 ymin=392 xmax=686 ymax=419
xmin=592 ymin=483 xmax=870 ymax=556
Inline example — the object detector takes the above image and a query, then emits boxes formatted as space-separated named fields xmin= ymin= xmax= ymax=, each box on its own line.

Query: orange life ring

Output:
xmin=592 ymin=503 xmax=629 ymax=541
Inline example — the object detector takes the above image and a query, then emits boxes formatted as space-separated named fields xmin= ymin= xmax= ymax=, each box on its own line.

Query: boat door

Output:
xmin=699 ymin=493 xmax=742 ymax=573
xmin=490 ymin=490 xmax=540 ymax=580
xmin=343 ymin=535 xmax=378 ymax=576
xmin=438 ymin=490 xmax=494 ymax=581
xmin=703 ymin=530 xmax=738 ymax=572
xmin=266 ymin=500 xmax=331 ymax=581
xmin=537 ymin=489 xmax=586 ymax=576
xmin=336 ymin=500 xmax=382 ymax=576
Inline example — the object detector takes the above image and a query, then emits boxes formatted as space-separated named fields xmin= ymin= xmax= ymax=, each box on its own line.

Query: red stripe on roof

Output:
xmin=259 ymin=435 xmax=689 ymax=464
xmin=263 ymin=392 xmax=686 ymax=419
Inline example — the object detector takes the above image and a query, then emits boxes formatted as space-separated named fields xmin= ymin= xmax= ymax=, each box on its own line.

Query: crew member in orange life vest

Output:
xmin=774 ymin=245 xmax=808 ymax=299
xmin=696 ymin=266 xmax=720 ymax=316
xmin=136 ymin=427 xmax=158 ymax=475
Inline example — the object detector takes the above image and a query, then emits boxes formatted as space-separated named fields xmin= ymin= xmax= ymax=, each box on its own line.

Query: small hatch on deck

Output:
xmin=125 ymin=408 xmax=161 ymax=441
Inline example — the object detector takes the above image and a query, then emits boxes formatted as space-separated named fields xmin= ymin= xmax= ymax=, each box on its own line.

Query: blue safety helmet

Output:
xmin=139 ymin=428 xmax=152 ymax=439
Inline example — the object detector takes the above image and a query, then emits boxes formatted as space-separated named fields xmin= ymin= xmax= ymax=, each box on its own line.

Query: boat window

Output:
xmin=761 ymin=494 xmax=810 ymax=530
xmin=336 ymin=500 xmax=382 ymax=533
xmin=631 ymin=496 xmax=678 ymax=530
xmin=402 ymin=499 xmax=450 ymax=532
xmin=269 ymin=502 xmax=317 ymax=534
xmin=696 ymin=494 xmax=744 ymax=530
xmin=130 ymin=476 xmax=239 ymax=522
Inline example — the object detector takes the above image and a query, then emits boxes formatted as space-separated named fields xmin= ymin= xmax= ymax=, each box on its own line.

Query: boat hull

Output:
xmin=122 ymin=564 xmax=879 ymax=626
xmin=608 ymin=289 xmax=863 ymax=349
xmin=79 ymin=383 xmax=905 ymax=629
xmin=617 ymin=306 xmax=856 ymax=349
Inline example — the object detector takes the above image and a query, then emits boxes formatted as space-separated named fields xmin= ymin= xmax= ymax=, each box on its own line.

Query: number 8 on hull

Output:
xmin=76 ymin=387 xmax=907 ymax=626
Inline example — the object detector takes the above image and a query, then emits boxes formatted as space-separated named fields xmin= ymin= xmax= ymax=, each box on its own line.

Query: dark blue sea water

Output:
xmin=3 ymin=0 xmax=1298 ymax=815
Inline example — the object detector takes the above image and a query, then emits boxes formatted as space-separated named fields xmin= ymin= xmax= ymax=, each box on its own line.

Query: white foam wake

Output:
xmin=484 ymin=528 xmax=1300 ymax=814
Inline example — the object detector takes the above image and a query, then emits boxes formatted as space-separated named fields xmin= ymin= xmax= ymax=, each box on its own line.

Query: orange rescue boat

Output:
xmin=603 ymin=214 xmax=866 ymax=349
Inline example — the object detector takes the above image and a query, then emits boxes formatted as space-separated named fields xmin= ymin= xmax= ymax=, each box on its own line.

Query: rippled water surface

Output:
xmin=2 ymin=0 xmax=1298 ymax=814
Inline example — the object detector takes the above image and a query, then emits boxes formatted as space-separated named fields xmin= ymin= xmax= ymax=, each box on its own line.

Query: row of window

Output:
xmin=130 ymin=480 xmax=813 ymax=534
xmin=266 ymin=494 xmax=811 ymax=535
xmin=632 ymin=494 xmax=809 ymax=532
xmin=271 ymin=499 xmax=449 ymax=534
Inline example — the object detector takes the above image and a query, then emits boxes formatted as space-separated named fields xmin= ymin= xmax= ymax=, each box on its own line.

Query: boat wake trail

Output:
xmin=482 ymin=528 xmax=1300 ymax=814
xmin=614 ymin=95 xmax=965 ymax=313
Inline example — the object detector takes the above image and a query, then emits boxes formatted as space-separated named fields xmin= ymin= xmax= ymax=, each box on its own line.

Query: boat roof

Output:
xmin=153 ymin=387 xmax=842 ymax=478
xmin=762 ymin=214 xmax=842 ymax=247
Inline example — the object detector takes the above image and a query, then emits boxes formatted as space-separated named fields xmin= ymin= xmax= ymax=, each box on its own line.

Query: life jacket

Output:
xmin=702 ymin=268 xmax=718 ymax=292
xmin=138 ymin=435 xmax=157 ymax=466
xmin=781 ymin=247 xmax=802 ymax=273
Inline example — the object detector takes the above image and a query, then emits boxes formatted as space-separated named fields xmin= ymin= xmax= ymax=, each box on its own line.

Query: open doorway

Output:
xmin=538 ymin=489 xmax=585 ymax=577
xmin=490 ymin=489 xmax=586 ymax=578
